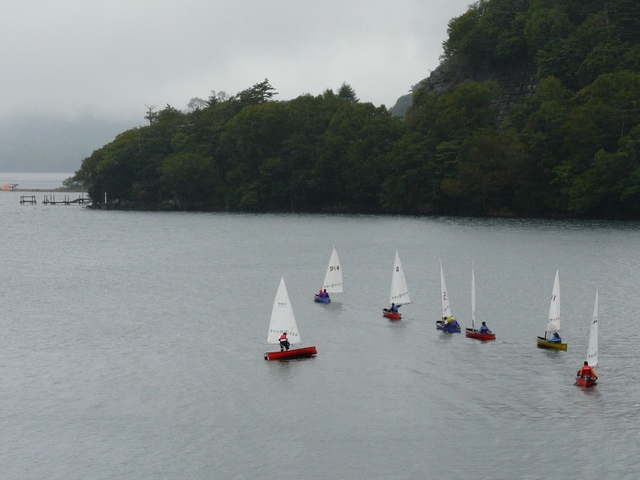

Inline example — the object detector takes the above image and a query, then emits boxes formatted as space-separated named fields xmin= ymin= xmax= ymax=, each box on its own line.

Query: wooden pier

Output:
xmin=19 ymin=194 xmax=91 ymax=206
xmin=20 ymin=195 xmax=37 ymax=204
xmin=42 ymin=194 xmax=91 ymax=205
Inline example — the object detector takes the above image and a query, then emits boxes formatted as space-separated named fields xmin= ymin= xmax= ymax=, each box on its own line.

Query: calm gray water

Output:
xmin=2 ymin=188 xmax=640 ymax=479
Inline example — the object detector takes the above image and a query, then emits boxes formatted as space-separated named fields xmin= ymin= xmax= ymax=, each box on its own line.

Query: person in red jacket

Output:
xmin=578 ymin=361 xmax=598 ymax=378
xmin=279 ymin=332 xmax=290 ymax=352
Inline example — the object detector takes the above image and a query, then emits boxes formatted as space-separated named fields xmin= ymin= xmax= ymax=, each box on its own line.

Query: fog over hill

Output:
xmin=0 ymin=115 xmax=139 ymax=173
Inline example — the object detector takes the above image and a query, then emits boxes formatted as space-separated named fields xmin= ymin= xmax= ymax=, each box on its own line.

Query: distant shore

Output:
xmin=3 ymin=188 xmax=84 ymax=193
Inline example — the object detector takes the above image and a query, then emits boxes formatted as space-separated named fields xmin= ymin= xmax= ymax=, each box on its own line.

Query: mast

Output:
xmin=587 ymin=289 xmax=599 ymax=366
xmin=390 ymin=251 xmax=410 ymax=305
xmin=266 ymin=277 xmax=302 ymax=345
xmin=546 ymin=270 xmax=561 ymax=336
xmin=439 ymin=259 xmax=451 ymax=320
xmin=471 ymin=264 xmax=476 ymax=331
xmin=322 ymin=246 xmax=343 ymax=293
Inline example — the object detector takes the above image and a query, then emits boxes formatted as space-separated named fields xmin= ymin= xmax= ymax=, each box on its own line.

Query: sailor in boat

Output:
xmin=322 ymin=289 xmax=329 ymax=300
xmin=279 ymin=332 xmax=290 ymax=352
xmin=444 ymin=316 xmax=458 ymax=328
xmin=480 ymin=321 xmax=491 ymax=334
xmin=547 ymin=332 xmax=562 ymax=343
xmin=577 ymin=361 xmax=598 ymax=379
xmin=389 ymin=303 xmax=399 ymax=313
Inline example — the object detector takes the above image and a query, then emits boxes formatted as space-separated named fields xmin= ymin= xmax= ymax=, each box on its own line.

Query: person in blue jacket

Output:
xmin=480 ymin=321 xmax=491 ymax=334
xmin=547 ymin=332 xmax=562 ymax=343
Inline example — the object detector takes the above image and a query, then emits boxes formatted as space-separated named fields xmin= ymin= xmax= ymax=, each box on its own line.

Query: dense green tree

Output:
xmin=385 ymin=80 xmax=501 ymax=214
xmin=556 ymin=72 xmax=640 ymax=213
xmin=314 ymin=101 xmax=403 ymax=211
xmin=158 ymin=153 xmax=219 ymax=208
xmin=75 ymin=0 xmax=640 ymax=218
xmin=444 ymin=0 xmax=530 ymax=68
xmin=337 ymin=83 xmax=359 ymax=103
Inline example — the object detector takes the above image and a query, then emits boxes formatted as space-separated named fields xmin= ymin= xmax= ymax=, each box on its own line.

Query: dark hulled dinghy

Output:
xmin=436 ymin=260 xmax=461 ymax=333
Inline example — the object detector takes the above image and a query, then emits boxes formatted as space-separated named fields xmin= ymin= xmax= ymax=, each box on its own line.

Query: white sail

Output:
xmin=266 ymin=277 xmax=302 ymax=345
xmin=322 ymin=247 xmax=343 ymax=294
xmin=546 ymin=270 xmax=561 ymax=334
xmin=440 ymin=260 xmax=452 ymax=320
xmin=389 ymin=251 xmax=410 ymax=305
xmin=471 ymin=263 xmax=476 ymax=330
xmin=587 ymin=289 xmax=599 ymax=366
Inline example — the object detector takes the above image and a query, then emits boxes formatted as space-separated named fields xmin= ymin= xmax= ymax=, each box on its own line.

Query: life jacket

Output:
xmin=580 ymin=365 xmax=593 ymax=377
xmin=279 ymin=334 xmax=288 ymax=342
xmin=481 ymin=325 xmax=488 ymax=333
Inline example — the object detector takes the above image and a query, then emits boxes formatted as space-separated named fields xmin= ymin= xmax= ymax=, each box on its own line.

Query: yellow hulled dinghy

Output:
xmin=536 ymin=270 xmax=567 ymax=351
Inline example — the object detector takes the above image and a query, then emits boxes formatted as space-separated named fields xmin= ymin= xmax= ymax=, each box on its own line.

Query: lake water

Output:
xmin=1 ymin=186 xmax=640 ymax=479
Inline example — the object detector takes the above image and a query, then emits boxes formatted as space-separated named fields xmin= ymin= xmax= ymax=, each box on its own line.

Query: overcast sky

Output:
xmin=1 ymin=0 xmax=471 ymax=172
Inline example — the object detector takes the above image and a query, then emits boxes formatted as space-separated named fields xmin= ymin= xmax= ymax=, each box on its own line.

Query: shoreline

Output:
xmin=2 ymin=188 xmax=84 ymax=193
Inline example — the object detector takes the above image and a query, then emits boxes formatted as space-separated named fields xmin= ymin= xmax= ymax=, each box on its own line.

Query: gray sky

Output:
xmin=1 ymin=0 xmax=471 ymax=172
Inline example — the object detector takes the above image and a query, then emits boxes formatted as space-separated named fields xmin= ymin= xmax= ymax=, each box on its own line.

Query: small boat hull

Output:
xmin=465 ymin=328 xmax=495 ymax=340
xmin=382 ymin=309 xmax=401 ymax=320
xmin=436 ymin=320 xmax=461 ymax=333
xmin=575 ymin=375 xmax=597 ymax=387
xmin=264 ymin=346 xmax=318 ymax=361
xmin=314 ymin=294 xmax=331 ymax=303
xmin=536 ymin=336 xmax=567 ymax=351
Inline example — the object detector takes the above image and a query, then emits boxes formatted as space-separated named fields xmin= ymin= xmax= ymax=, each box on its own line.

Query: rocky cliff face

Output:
xmin=390 ymin=56 xmax=538 ymax=119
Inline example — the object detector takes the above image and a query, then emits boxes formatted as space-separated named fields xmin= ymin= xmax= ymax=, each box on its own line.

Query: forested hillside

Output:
xmin=75 ymin=0 xmax=640 ymax=217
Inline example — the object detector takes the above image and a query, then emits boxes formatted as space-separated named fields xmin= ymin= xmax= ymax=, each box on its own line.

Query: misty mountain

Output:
xmin=0 ymin=114 xmax=139 ymax=173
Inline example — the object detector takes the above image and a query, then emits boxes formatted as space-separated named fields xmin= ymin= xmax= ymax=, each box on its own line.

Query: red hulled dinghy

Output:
xmin=575 ymin=374 xmax=597 ymax=387
xmin=382 ymin=309 xmax=401 ymax=320
xmin=264 ymin=277 xmax=317 ymax=361
xmin=575 ymin=290 xmax=599 ymax=387
xmin=465 ymin=328 xmax=495 ymax=341
xmin=383 ymin=251 xmax=410 ymax=321
xmin=264 ymin=346 xmax=318 ymax=361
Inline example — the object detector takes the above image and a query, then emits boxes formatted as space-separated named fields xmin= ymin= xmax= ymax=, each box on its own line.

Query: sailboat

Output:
xmin=576 ymin=290 xmax=599 ymax=387
xmin=314 ymin=246 xmax=342 ymax=303
xmin=382 ymin=251 xmax=410 ymax=320
xmin=436 ymin=260 xmax=461 ymax=332
xmin=536 ymin=270 xmax=567 ymax=351
xmin=264 ymin=277 xmax=318 ymax=361
xmin=465 ymin=264 xmax=495 ymax=340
